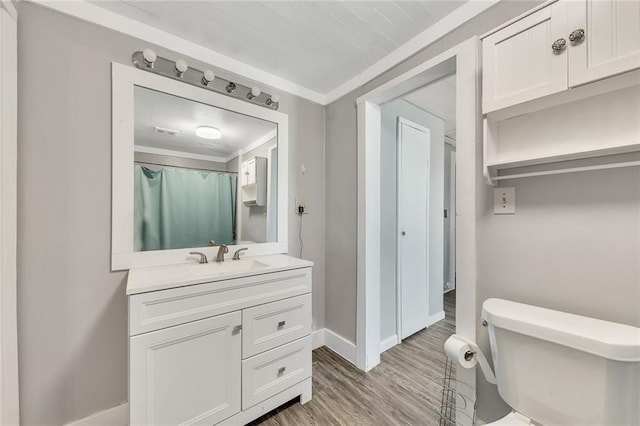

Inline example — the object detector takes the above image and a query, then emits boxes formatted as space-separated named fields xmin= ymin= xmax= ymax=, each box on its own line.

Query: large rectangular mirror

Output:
xmin=112 ymin=63 xmax=288 ymax=270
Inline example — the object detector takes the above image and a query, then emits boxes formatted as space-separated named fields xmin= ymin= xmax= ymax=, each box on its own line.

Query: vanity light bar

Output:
xmin=132 ymin=49 xmax=280 ymax=111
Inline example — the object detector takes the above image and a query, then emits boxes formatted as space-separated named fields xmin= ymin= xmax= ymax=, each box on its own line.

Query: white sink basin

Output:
xmin=186 ymin=259 xmax=269 ymax=278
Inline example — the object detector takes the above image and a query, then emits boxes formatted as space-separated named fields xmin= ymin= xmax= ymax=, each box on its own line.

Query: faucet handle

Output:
xmin=233 ymin=247 xmax=248 ymax=260
xmin=189 ymin=251 xmax=208 ymax=264
xmin=208 ymin=240 xmax=216 ymax=247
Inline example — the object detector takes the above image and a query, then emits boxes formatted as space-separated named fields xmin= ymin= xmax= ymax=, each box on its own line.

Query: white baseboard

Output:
xmin=427 ymin=311 xmax=446 ymax=327
xmin=323 ymin=329 xmax=357 ymax=365
xmin=311 ymin=328 xmax=325 ymax=349
xmin=64 ymin=402 xmax=128 ymax=426
xmin=379 ymin=334 xmax=399 ymax=353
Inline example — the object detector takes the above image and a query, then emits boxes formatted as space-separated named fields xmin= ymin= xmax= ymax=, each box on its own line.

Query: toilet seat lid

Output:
xmin=485 ymin=411 xmax=532 ymax=425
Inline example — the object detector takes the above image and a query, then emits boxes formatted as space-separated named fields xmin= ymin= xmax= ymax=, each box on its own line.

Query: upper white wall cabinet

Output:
xmin=568 ymin=0 xmax=640 ymax=87
xmin=483 ymin=0 xmax=640 ymax=114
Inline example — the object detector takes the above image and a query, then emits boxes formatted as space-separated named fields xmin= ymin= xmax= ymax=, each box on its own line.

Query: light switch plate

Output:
xmin=494 ymin=187 xmax=515 ymax=214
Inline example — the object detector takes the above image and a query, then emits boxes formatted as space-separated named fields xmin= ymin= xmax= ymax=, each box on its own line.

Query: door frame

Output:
xmin=355 ymin=38 xmax=480 ymax=399
xmin=0 ymin=1 xmax=19 ymax=424
xmin=395 ymin=117 xmax=432 ymax=341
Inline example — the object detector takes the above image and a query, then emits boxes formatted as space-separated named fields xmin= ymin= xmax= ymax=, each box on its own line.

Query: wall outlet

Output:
xmin=494 ymin=187 xmax=515 ymax=214
xmin=295 ymin=199 xmax=308 ymax=214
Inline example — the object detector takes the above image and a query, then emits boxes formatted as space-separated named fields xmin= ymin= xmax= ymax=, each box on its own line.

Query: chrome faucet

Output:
xmin=189 ymin=251 xmax=208 ymax=264
xmin=215 ymin=244 xmax=228 ymax=262
xmin=232 ymin=248 xmax=248 ymax=260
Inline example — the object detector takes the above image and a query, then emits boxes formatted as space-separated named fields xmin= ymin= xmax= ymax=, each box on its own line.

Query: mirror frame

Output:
xmin=111 ymin=63 xmax=289 ymax=271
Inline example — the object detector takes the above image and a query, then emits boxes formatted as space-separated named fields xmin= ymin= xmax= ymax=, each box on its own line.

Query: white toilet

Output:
xmin=481 ymin=298 xmax=640 ymax=426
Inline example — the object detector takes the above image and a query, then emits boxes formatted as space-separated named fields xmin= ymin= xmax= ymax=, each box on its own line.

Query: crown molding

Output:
xmin=1 ymin=0 xmax=18 ymax=20
xmin=26 ymin=0 xmax=326 ymax=104
xmin=28 ymin=0 xmax=499 ymax=106
xmin=323 ymin=0 xmax=500 ymax=105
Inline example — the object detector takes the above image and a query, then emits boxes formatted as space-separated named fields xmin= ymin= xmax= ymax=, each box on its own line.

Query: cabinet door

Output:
xmin=247 ymin=158 xmax=256 ymax=185
xmin=482 ymin=1 xmax=568 ymax=113
xmin=240 ymin=161 xmax=248 ymax=186
xmin=130 ymin=312 xmax=241 ymax=426
xmin=568 ymin=0 xmax=640 ymax=87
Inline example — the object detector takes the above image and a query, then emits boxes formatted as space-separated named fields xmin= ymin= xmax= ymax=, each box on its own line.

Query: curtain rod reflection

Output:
xmin=135 ymin=161 xmax=238 ymax=175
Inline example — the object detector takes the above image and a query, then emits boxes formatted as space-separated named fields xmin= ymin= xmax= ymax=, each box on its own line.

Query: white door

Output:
xmin=482 ymin=1 xmax=568 ymax=113
xmin=568 ymin=0 xmax=640 ymax=87
xmin=247 ymin=158 xmax=256 ymax=185
xmin=240 ymin=161 xmax=248 ymax=186
xmin=397 ymin=118 xmax=431 ymax=340
xmin=130 ymin=312 xmax=242 ymax=426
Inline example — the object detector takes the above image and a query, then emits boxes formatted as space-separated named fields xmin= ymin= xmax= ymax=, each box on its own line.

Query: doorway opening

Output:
xmin=378 ymin=74 xmax=457 ymax=354
xmin=355 ymin=39 xmax=479 ymax=402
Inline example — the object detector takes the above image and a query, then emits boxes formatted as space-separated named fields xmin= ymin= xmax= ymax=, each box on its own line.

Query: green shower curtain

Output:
xmin=134 ymin=165 xmax=237 ymax=251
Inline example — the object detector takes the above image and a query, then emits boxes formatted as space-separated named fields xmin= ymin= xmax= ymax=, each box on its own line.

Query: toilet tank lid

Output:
xmin=482 ymin=298 xmax=640 ymax=362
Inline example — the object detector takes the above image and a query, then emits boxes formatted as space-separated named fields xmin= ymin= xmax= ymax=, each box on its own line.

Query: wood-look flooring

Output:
xmin=251 ymin=291 xmax=456 ymax=426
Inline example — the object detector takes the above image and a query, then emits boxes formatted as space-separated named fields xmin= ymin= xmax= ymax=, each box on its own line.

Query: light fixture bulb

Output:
xmin=195 ymin=126 xmax=222 ymax=140
xmin=266 ymin=94 xmax=280 ymax=107
xmin=247 ymin=86 xmax=261 ymax=100
xmin=202 ymin=70 xmax=215 ymax=85
xmin=175 ymin=59 xmax=188 ymax=77
xmin=142 ymin=48 xmax=157 ymax=67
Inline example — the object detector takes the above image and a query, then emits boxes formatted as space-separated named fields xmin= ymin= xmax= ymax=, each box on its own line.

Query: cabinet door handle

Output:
xmin=278 ymin=366 xmax=286 ymax=376
xmin=232 ymin=325 xmax=242 ymax=335
xmin=551 ymin=38 xmax=566 ymax=54
xmin=569 ymin=28 xmax=585 ymax=44
xmin=277 ymin=320 xmax=286 ymax=329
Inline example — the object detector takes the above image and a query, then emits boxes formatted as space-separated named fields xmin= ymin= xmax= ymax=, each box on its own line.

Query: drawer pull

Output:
xmin=278 ymin=366 xmax=286 ymax=376
xmin=232 ymin=325 xmax=242 ymax=335
xmin=277 ymin=320 xmax=286 ymax=329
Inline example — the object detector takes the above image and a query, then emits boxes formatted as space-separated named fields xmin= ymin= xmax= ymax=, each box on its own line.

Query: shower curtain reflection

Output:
xmin=134 ymin=164 xmax=237 ymax=251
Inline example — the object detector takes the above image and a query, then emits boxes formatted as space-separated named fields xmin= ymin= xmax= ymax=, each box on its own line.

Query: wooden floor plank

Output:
xmin=251 ymin=291 xmax=456 ymax=426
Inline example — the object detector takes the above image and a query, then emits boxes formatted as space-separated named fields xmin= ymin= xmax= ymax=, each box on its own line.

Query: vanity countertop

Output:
xmin=126 ymin=254 xmax=314 ymax=295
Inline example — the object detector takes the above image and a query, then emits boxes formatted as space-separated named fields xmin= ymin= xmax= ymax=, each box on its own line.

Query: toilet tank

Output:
xmin=482 ymin=299 xmax=640 ymax=426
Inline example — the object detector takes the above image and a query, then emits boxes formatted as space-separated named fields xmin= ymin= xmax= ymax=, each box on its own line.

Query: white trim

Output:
xmin=225 ymin=128 xmax=278 ymax=163
xmin=324 ymin=329 xmax=357 ymax=366
xmin=356 ymin=39 xmax=480 ymax=410
xmin=111 ymin=63 xmax=289 ymax=270
xmin=379 ymin=335 xmax=398 ymax=354
xmin=324 ymin=0 xmax=499 ymax=104
xmin=0 ymin=6 xmax=19 ymax=426
xmin=28 ymin=0 xmax=325 ymax=104
xmin=0 ymin=1 xmax=17 ymax=21
xmin=63 ymin=403 xmax=128 ymax=426
xmin=134 ymin=145 xmax=228 ymax=164
xmin=311 ymin=328 xmax=325 ymax=350
xmin=426 ymin=311 xmax=446 ymax=328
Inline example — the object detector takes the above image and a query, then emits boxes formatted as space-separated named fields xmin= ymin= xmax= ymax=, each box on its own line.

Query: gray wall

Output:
xmin=475 ymin=166 xmax=640 ymax=421
xmin=17 ymin=3 xmax=325 ymax=424
xmin=379 ymin=99 xmax=445 ymax=342
xmin=324 ymin=0 xmax=543 ymax=347
xmin=134 ymin=151 xmax=228 ymax=172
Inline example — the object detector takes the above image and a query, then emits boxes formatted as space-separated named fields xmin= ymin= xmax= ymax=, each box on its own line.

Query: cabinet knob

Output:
xmin=569 ymin=28 xmax=585 ymax=44
xmin=277 ymin=320 xmax=286 ymax=329
xmin=551 ymin=38 xmax=566 ymax=53
xmin=278 ymin=366 xmax=286 ymax=376
xmin=232 ymin=325 xmax=242 ymax=335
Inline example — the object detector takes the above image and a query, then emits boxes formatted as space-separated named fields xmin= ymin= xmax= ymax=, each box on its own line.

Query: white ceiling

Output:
xmin=403 ymin=75 xmax=456 ymax=139
xmin=134 ymin=86 xmax=276 ymax=159
xmin=91 ymin=1 xmax=467 ymax=94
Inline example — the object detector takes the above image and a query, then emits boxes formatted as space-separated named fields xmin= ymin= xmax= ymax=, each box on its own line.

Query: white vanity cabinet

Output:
xmin=483 ymin=0 xmax=640 ymax=113
xmin=127 ymin=255 xmax=314 ymax=426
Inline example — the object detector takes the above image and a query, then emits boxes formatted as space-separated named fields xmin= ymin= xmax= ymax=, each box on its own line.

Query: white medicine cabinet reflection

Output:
xmin=111 ymin=63 xmax=289 ymax=270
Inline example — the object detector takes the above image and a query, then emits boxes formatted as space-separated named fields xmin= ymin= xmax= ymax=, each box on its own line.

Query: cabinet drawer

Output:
xmin=129 ymin=268 xmax=311 ymax=336
xmin=242 ymin=336 xmax=312 ymax=409
xmin=243 ymin=294 xmax=311 ymax=358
